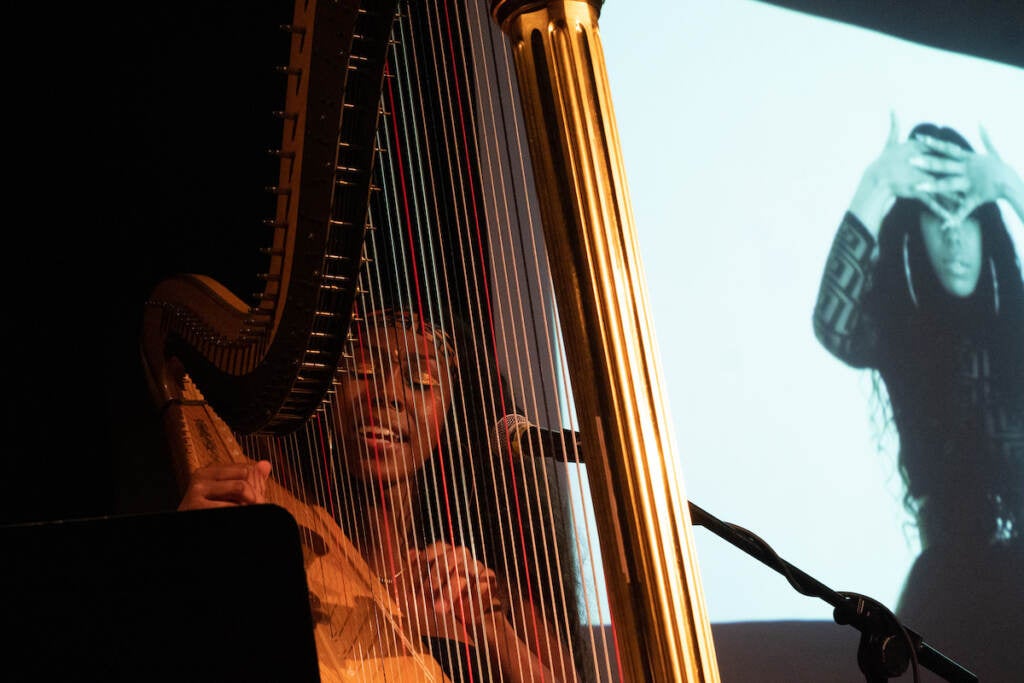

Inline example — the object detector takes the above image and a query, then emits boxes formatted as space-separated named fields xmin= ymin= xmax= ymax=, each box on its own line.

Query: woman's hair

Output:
xmin=868 ymin=123 xmax=1024 ymax=542
xmin=407 ymin=311 xmax=513 ymax=546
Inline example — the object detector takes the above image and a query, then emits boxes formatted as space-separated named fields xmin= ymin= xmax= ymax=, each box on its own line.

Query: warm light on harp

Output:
xmin=489 ymin=1 xmax=720 ymax=681
xmin=142 ymin=1 xmax=718 ymax=681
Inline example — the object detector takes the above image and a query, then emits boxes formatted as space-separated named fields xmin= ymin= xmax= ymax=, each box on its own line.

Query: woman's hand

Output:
xmin=850 ymin=112 xmax=963 ymax=233
xmin=406 ymin=542 xmax=503 ymax=636
xmin=177 ymin=460 xmax=272 ymax=511
xmin=920 ymin=126 xmax=1024 ymax=225
xmin=402 ymin=542 xmax=577 ymax=682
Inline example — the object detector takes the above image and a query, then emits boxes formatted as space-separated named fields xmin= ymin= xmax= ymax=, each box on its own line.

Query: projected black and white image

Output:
xmin=813 ymin=114 xmax=1023 ymax=679
xmin=602 ymin=0 xmax=1023 ymax=680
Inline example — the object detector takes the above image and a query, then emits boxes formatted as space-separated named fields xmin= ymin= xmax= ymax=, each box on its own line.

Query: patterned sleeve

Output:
xmin=812 ymin=212 xmax=881 ymax=368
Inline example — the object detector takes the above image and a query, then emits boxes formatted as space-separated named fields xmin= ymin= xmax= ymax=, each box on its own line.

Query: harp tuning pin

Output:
xmin=242 ymin=318 xmax=270 ymax=331
xmin=273 ymin=65 xmax=303 ymax=77
xmin=265 ymin=185 xmax=291 ymax=196
xmin=280 ymin=24 xmax=306 ymax=35
xmin=262 ymin=218 xmax=288 ymax=229
xmin=267 ymin=148 xmax=296 ymax=159
xmin=272 ymin=110 xmax=299 ymax=121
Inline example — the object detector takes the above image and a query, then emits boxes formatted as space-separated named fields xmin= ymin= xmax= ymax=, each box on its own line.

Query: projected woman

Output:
xmin=812 ymin=115 xmax=1023 ymax=671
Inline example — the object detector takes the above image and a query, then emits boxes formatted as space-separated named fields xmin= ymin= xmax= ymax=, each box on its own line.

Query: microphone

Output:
xmin=492 ymin=414 xmax=581 ymax=462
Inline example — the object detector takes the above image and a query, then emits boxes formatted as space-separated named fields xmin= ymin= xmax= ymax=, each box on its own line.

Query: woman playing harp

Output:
xmin=144 ymin=0 xmax=718 ymax=680
xmin=178 ymin=307 xmax=580 ymax=683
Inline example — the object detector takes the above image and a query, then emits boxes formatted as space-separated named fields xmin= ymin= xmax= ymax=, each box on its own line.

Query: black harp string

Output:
xmin=461 ymin=6 xmax=605 ymax=681
xmin=354 ymin=0 xmax=487 ymax=666
xmin=423 ymin=3 xmax=540 ymax=667
xmin=235 ymin=0 xmax=606 ymax=679
xmin=422 ymin=3 xmax=536 ymax=669
xmin=385 ymin=3 xmax=505 ymax=671
xmin=467 ymin=2 xmax=586 ymax=662
xmin=379 ymin=0 xmax=450 ymax=605
xmin=455 ymin=7 xmax=556 ymax=675
xmin=393 ymin=0 xmax=505 ymax=666
xmin=436 ymin=1 xmax=605 ymax=681
xmin=382 ymin=0 xmax=555 ymax=675
xmin=469 ymin=2 xmax=600 ymax=681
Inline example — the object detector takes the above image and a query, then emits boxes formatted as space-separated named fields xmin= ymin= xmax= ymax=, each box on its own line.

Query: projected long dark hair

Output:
xmin=867 ymin=124 xmax=1024 ymax=543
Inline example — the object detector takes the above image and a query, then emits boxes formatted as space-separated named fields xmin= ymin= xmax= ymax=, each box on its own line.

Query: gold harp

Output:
xmin=141 ymin=1 xmax=720 ymax=681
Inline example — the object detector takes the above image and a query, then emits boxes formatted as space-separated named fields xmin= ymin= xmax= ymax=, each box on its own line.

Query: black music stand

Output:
xmin=2 ymin=505 xmax=320 ymax=683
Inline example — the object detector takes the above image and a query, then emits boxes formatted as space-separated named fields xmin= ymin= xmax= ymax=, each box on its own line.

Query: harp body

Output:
xmin=142 ymin=1 xmax=719 ymax=681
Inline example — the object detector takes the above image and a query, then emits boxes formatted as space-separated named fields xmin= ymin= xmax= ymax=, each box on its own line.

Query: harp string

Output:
xmin=450 ymin=2 xmax=605 ymax=680
xmin=228 ymin=0 xmax=604 ymax=679
xmin=395 ymin=0 xmax=515 ymax=663
xmin=460 ymin=5 xmax=606 ymax=680
xmin=486 ymin=3 xmax=600 ymax=679
xmin=428 ymin=3 xmax=554 ymax=670
xmin=381 ymin=7 xmax=465 ymax=647
xmin=471 ymin=16 xmax=566 ymax=652
xmin=393 ymin=2 xmax=582 ymax=679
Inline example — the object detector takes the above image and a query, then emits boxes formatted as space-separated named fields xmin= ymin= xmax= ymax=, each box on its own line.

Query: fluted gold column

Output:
xmin=491 ymin=2 xmax=720 ymax=681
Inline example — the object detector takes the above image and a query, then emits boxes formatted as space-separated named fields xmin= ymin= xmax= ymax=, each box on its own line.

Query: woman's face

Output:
xmin=334 ymin=322 xmax=456 ymax=484
xmin=920 ymin=210 xmax=983 ymax=298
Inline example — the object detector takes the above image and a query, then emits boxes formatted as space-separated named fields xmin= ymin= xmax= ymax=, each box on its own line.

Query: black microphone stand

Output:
xmin=687 ymin=501 xmax=977 ymax=683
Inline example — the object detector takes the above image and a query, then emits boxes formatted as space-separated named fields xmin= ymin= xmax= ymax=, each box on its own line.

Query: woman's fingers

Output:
xmin=178 ymin=460 xmax=272 ymax=510
xmin=948 ymin=197 xmax=984 ymax=228
xmin=196 ymin=462 xmax=251 ymax=480
xmin=915 ymin=132 xmax=969 ymax=159
xmin=885 ymin=110 xmax=900 ymax=148
xmin=909 ymin=154 xmax=966 ymax=175
xmin=979 ymin=125 xmax=1001 ymax=159
xmin=918 ymin=193 xmax=957 ymax=226
xmin=416 ymin=542 xmax=503 ymax=618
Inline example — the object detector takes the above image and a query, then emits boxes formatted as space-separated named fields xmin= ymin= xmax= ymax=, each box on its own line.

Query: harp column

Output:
xmin=490 ymin=2 xmax=720 ymax=681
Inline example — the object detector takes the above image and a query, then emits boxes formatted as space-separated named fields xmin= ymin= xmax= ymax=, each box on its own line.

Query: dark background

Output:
xmin=3 ymin=3 xmax=293 ymax=522
xmin=2 ymin=1 xmax=1021 ymax=524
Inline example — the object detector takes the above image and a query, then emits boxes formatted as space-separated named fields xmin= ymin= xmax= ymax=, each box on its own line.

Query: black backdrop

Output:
xmin=3 ymin=3 xmax=292 ymax=522
xmin=3 ymin=0 xmax=1021 ymax=524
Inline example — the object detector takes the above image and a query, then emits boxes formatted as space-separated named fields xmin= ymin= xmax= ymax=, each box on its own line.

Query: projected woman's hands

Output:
xmin=851 ymin=112 xmax=1024 ymax=233
xmin=925 ymin=126 xmax=1024 ymax=226
xmin=861 ymin=112 xmax=964 ymax=224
